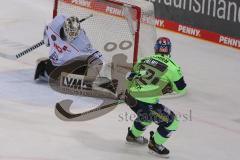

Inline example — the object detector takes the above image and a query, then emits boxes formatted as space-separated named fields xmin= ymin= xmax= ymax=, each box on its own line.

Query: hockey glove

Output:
xmin=126 ymin=72 xmax=138 ymax=81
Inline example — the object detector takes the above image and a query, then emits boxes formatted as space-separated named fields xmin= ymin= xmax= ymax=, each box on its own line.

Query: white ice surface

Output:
xmin=0 ymin=0 xmax=240 ymax=160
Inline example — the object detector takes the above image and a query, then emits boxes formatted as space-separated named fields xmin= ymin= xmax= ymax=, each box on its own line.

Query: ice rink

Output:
xmin=0 ymin=0 xmax=240 ymax=160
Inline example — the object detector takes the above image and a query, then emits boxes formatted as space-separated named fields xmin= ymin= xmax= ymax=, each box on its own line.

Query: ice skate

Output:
xmin=148 ymin=131 xmax=170 ymax=158
xmin=126 ymin=127 xmax=148 ymax=145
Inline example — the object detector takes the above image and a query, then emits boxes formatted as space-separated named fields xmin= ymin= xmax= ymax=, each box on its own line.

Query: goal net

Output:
xmin=53 ymin=0 xmax=157 ymax=77
xmin=52 ymin=0 xmax=186 ymax=99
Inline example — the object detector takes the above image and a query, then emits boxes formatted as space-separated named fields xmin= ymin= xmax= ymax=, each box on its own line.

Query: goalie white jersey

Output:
xmin=44 ymin=15 xmax=99 ymax=66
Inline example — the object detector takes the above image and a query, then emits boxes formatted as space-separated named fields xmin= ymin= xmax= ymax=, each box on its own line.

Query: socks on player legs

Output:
xmin=153 ymin=117 xmax=179 ymax=145
xmin=130 ymin=120 xmax=152 ymax=137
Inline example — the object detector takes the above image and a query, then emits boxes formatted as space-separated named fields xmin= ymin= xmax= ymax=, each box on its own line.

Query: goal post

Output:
xmin=52 ymin=0 xmax=157 ymax=64
xmin=53 ymin=0 xmax=142 ymax=63
xmin=52 ymin=0 xmax=185 ymax=99
xmin=52 ymin=0 xmax=157 ymax=95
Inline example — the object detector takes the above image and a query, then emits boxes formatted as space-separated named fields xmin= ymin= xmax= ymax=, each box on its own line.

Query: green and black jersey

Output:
xmin=127 ymin=54 xmax=187 ymax=104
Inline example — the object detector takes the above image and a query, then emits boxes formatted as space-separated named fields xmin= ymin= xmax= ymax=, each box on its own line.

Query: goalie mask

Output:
xmin=63 ymin=16 xmax=81 ymax=41
xmin=154 ymin=37 xmax=172 ymax=56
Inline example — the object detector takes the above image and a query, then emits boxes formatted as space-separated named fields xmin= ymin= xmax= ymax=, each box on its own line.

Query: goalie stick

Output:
xmin=0 ymin=40 xmax=44 ymax=60
xmin=0 ymin=14 xmax=93 ymax=60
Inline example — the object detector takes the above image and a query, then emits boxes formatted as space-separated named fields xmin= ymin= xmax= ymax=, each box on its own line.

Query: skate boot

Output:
xmin=148 ymin=131 xmax=170 ymax=158
xmin=34 ymin=58 xmax=48 ymax=80
xmin=126 ymin=127 xmax=148 ymax=145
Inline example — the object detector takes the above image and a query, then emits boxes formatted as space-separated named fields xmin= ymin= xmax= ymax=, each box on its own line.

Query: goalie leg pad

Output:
xmin=85 ymin=51 xmax=103 ymax=82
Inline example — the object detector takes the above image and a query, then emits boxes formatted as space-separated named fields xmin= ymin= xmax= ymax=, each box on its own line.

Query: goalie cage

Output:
xmin=53 ymin=0 xmax=156 ymax=72
xmin=53 ymin=0 xmax=185 ymax=98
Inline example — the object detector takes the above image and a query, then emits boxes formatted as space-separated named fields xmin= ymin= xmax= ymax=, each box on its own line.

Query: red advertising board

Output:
xmin=155 ymin=18 xmax=240 ymax=50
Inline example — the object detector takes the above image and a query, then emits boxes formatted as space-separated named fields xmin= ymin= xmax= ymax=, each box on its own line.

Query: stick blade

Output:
xmin=0 ymin=52 xmax=17 ymax=60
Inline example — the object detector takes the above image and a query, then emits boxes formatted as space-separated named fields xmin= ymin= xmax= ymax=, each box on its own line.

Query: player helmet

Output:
xmin=63 ymin=16 xmax=81 ymax=41
xmin=154 ymin=37 xmax=172 ymax=56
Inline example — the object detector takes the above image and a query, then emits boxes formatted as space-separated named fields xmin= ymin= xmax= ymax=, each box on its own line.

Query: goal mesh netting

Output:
xmin=53 ymin=0 xmax=157 ymax=78
xmin=53 ymin=0 xmax=186 ymax=98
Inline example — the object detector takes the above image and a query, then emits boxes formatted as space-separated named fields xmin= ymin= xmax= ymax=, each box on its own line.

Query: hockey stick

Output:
xmin=0 ymin=14 xmax=94 ymax=60
xmin=0 ymin=40 xmax=44 ymax=60
xmin=55 ymin=99 xmax=124 ymax=121
xmin=79 ymin=14 xmax=93 ymax=23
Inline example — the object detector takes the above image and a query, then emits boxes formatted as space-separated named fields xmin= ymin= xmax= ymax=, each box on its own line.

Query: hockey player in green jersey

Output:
xmin=125 ymin=37 xmax=187 ymax=157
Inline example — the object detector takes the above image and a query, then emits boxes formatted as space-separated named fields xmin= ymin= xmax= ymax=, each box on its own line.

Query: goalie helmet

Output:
xmin=154 ymin=37 xmax=172 ymax=56
xmin=63 ymin=16 xmax=81 ymax=41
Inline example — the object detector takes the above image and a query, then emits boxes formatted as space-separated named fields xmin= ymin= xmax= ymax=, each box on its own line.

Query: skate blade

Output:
xmin=148 ymin=149 xmax=170 ymax=159
xmin=125 ymin=141 xmax=148 ymax=146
